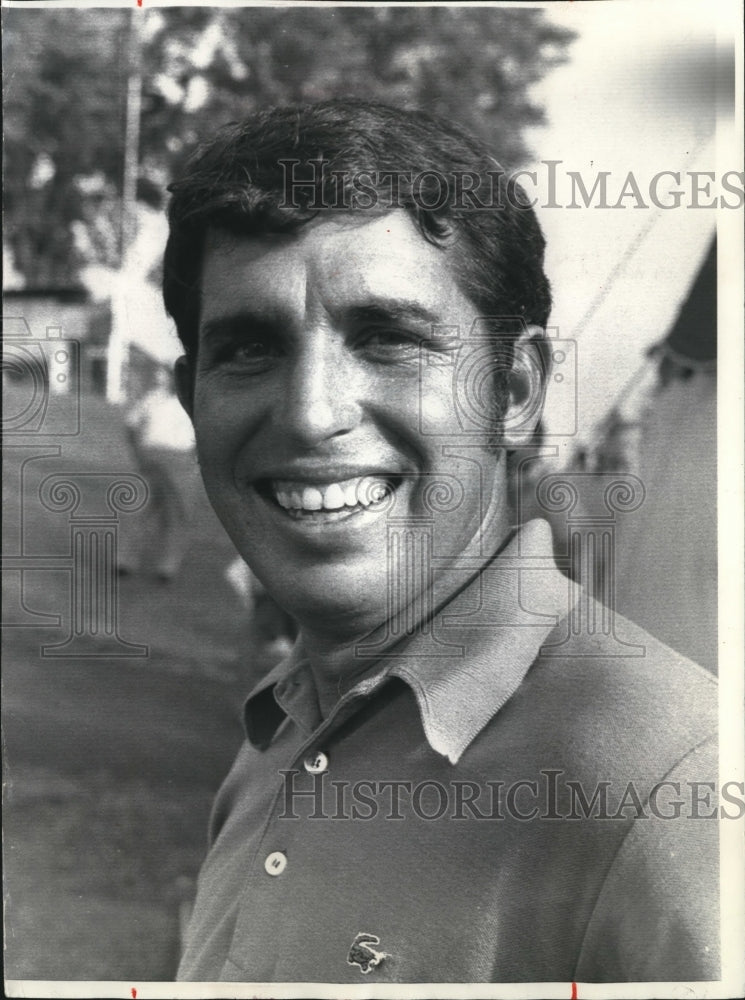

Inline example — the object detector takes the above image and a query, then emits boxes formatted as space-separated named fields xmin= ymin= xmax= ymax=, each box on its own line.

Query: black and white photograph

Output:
xmin=2 ymin=1 xmax=744 ymax=996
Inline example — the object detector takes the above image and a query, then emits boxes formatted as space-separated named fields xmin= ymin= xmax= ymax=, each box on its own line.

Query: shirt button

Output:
xmin=303 ymin=751 xmax=329 ymax=774
xmin=264 ymin=851 xmax=287 ymax=876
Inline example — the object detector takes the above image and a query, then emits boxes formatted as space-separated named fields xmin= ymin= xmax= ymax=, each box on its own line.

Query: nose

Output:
xmin=277 ymin=329 xmax=362 ymax=447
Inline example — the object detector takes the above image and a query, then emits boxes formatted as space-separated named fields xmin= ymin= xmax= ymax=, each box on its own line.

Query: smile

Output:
xmin=257 ymin=475 xmax=400 ymax=521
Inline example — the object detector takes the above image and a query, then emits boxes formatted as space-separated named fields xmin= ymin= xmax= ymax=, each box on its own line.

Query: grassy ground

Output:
xmin=4 ymin=766 xmax=207 ymax=981
xmin=3 ymin=384 xmax=252 ymax=982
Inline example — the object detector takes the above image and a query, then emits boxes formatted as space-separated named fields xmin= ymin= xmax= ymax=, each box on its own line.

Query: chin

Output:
xmin=273 ymin=565 xmax=389 ymax=638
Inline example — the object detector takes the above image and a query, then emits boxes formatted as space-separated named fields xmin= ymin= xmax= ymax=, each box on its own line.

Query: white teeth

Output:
xmin=275 ymin=489 xmax=305 ymax=509
xmin=301 ymin=486 xmax=323 ymax=510
xmin=357 ymin=476 xmax=389 ymax=507
xmin=271 ymin=475 xmax=394 ymax=512
xmin=342 ymin=481 xmax=358 ymax=506
xmin=322 ymin=483 xmax=345 ymax=509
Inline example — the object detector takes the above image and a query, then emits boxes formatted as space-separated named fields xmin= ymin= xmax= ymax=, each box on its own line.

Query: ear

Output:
xmin=500 ymin=324 xmax=549 ymax=449
xmin=174 ymin=356 xmax=195 ymax=421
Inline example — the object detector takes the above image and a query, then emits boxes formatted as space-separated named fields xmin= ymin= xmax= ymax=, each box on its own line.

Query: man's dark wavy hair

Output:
xmin=163 ymin=99 xmax=552 ymax=361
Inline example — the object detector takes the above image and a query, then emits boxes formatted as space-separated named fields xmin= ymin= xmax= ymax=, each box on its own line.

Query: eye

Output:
xmin=209 ymin=335 xmax=283 ymax=372
xmin=357 ymin=327 xmax=422 ymax=360
xmin=357 ymin=327 xmax=461 ymax=364
xmin=236 ymin=339 xmax=281 ymax=361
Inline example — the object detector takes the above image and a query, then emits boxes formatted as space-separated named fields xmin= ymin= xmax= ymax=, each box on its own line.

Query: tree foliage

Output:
xmin=3 ymin=6 xmax=574 ymax=286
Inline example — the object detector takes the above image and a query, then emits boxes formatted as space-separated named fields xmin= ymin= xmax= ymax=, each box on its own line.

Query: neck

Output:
xmin=298 ymin=632 xmax=379 ymax=718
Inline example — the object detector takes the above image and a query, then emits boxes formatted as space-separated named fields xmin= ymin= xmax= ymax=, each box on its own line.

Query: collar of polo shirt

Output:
xmin=244 ymin=519 xmax=580 ymax=764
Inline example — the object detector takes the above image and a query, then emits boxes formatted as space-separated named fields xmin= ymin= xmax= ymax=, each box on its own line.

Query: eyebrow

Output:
xmin=341 ymin=300 xmax=441 ymax=329
xmin=199 ymin=299 xmax=443 ymax=343
xmin=199 ymin=312 xmax=284 ymax=344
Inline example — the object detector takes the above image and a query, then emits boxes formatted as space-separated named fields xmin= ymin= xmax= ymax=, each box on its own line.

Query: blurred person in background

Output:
xmin=121 ymin=365 xmax=198 ymax=582
xmin=163 ymin=100 xmax=718 ymax=984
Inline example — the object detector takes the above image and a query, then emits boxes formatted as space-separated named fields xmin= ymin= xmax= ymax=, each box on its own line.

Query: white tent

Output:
xmin=527 ymin=0 xmax=730 ymax=460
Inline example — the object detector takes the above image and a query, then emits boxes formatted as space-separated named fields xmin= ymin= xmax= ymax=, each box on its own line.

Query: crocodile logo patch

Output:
xmin=347 ymin=932 xmax=388 ymax=974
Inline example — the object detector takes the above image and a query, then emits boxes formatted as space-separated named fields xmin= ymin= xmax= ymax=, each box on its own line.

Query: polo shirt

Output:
xmin=178 ymin=519 xmax=719 ymax=983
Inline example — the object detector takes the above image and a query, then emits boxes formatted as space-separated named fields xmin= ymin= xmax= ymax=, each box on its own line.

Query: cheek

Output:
xmin=415 ymin=364 xmax=461 ymax=436
xmin=418 ymin=392 xmax=454 ymax=431
xmin=191 ymin=396 xmax=243 ymax=476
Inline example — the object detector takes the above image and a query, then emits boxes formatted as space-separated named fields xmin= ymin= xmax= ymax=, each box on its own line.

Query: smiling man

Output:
xmin=164 ymin=101 xmax=718 ymax=984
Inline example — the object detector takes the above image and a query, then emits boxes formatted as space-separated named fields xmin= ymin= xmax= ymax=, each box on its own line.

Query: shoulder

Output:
xmin=536 ymin=603 xmax=716 ymax=737
xmin=574 ymin=733 xmax=720 ymax=981
xmin=464 ymin=603 xmax=716 ymax=787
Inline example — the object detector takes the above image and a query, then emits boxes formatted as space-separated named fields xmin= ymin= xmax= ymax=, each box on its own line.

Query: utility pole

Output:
xmin=106 ymin=9 xmax=142 ymax=404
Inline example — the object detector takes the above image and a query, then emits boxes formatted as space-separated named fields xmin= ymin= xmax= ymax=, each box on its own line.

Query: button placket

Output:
xmin=247 ymin=694 xmax=372 ymax=902
xmin=228 ymin=680 xmax=400 ymax=979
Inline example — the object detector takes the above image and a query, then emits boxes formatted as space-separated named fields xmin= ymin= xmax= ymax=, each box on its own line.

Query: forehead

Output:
xmin=199 ymin=212 xmax=472 ymax=321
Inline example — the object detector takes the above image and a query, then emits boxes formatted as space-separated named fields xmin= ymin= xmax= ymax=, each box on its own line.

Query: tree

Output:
xmin=3 ymin=6 xmax=575 ymax=287
xmin=3 ymin=9 xmax=130 ymax=284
